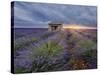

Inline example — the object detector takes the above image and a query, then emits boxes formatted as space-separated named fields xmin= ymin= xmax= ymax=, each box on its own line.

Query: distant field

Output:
xmin=14 ymin=28 xmax=97 ymax=73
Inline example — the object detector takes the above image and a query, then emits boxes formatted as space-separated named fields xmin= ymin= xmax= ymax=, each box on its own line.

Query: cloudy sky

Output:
xmin=12 ymin=1 xmax=97 ymax=28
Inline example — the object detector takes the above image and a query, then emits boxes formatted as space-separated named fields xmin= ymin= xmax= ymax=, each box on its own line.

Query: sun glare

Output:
xmin=63 ymin=25 xmax=82 ymax=29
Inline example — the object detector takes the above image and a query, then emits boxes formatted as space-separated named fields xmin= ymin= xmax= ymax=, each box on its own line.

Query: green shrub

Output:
xmin=78 ymin=40 xmax=96 ymax=50
xmin=30 ymin=40 xmax=64 ymax=72
xmin=34 ymin=40 xmax=64 ymax=58
xmin=80 ymin=50 xmax=97 ymax=63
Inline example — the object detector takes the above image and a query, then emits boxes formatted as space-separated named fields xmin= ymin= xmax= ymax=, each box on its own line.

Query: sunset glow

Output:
xmin=63 ymin=25 xmax=96 ymax=29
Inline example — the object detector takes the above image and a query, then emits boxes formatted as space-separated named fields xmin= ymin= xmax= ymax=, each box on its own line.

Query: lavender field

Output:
xmin=14 ymin=28 xmax=97 ymax=73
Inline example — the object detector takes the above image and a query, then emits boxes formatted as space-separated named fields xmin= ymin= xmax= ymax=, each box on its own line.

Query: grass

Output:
xmin=14 ymin=37 xmax=38 ymax=50
xmin=34 ymin=40 xmax=64 ymax=58
xmin=80 ymin=50 xmax=97 ymax=63
xmin=14 ymin=29 xmax=97 ymax=73
xmin=14 ymin=32 xmax=55 ymax=51
xmin=14 ymin=67 xmax=32 ymax=74
xmin=30 ymin=40 xmax=64 ymax=72
xmin=78 ymin=40 xmax=96 ymax=50
xmin=68 ymin=57 xmax=88 ymax=70
xmin=40 ymin=32 xmax=55 ymax=38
